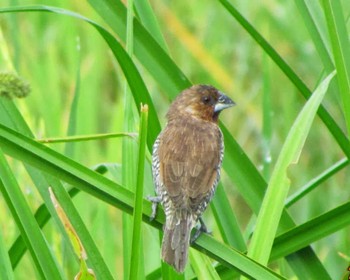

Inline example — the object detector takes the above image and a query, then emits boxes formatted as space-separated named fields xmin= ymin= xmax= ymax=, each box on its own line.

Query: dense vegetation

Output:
xmin=0 ymin=1 xmax=350 ymax=279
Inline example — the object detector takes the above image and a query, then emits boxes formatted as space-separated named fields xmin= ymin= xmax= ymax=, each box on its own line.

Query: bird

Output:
xmin=149 ymin=84 xmax=235 ymax=273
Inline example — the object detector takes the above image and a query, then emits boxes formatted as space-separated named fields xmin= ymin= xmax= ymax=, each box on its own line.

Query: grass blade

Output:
xmin=286 ymin=158 xmax=348 ymax=207
xmin=271 ymin=200 xmax=350 ymax=260
xmin=211 ymin=183 xmax=246 ymax=251
xmin=189 ymin=250 xmax=220 ymax=280
xmin=247 ymin=71 xmax=335 ymax=264
xmin=134 ymin=0 xmax=169 ymax=51
xmin=322 ymin=0 xmax=350 ymax=134
xmin=0 ymin=226 xmax=14 ymax=280
xmin=122 ymin=1 xmax=139 ymax=277
xmin=129 ymin=105 xmax=148 ymax=279
xmin=64 ymin=40 xmax=81 ymax=158
xmin=295 ymin=0 xmax=334 ymax=71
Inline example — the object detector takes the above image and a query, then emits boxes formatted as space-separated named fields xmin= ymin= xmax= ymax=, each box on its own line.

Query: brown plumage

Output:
xmin=150 ymin=85 xmax=235 ymax=273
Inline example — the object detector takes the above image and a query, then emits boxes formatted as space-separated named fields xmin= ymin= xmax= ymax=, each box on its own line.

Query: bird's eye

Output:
xmin=202 ymin=96 xmax=211 ymax=104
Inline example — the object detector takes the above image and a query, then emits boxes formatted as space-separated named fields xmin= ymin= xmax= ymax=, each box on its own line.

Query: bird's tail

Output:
xmin=161 ymin=210 xmax=194 ymax=273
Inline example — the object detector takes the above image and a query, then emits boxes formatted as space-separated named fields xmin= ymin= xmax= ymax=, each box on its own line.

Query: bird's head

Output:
xmin=167 ymin=85 xmax=235 ymax=122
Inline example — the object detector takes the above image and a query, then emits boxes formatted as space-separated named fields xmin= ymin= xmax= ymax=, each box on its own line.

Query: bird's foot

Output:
xmin=146 ymin=195 xmax=161 ymax=221
xmin=190 ymin=217 xmax=212 ymax=244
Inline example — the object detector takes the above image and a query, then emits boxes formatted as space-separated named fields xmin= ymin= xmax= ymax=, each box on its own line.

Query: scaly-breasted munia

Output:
xmin=150 ymin=85 xmax=235 ymax=273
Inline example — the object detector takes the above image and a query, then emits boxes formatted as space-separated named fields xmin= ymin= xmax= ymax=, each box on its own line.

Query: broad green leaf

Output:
xmin=247 ymin=72 xmax=335 ymax=264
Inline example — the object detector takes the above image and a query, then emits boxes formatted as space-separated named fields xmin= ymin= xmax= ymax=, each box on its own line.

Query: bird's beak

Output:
xmin=214 ymin=92 xmax=235 ymax=112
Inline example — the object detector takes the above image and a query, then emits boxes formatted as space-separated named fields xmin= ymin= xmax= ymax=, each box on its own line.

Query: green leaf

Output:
xmin=247 ymin=71 xmax=335 ymax=264
xmin=189 ymin=249 xmax=221 ymax=280
xmin=211 ymin=183 xmax=246 ymax=251
xmin=271 ymin=200 xmax=350 ymax=260
xmin=286 ymin=158 xmax=348 ymax=207
xmin=129 ymin=105 xmax=148 ymax=279
xmin=322 ymin=0 xmax=350 ymax=134
xmin=134 ymin=0 xmax=169 ymax=51
xmin=37 ymin=132 xmax=137 ymax=144
xmin=295 ymin=0 xmax=334 ymax=72
xmin=193 ymin=235 xmax=286 ymax=280
xmin=0 ymin=225 xmax=14 ymax=280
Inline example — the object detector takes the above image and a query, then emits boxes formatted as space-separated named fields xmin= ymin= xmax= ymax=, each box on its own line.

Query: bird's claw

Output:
xmin=147 ymin=195 xmax=161 ymax=221
xmin=190 ymin=217 xmax=211 ymax=244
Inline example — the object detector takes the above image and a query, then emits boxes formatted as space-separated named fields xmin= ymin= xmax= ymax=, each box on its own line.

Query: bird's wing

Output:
xmin=158 ymin=122 xmax=223 ymax=208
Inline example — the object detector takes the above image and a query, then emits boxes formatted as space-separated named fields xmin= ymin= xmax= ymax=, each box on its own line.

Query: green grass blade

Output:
xmin=262 ymin=53 xmax=272 ymax=179
xmin=286 ymin=248 xmax=332 ymax=280
xmin=271 ymin=200 xmax=350 ymax=260
xmin=64 ymin=41 xmax=81 ymax=157
xmin=193 ymin=235 xmax=286 ymax=280
xmin=0 ymin=226 xmax=14 ymax=280
xmin=247 ymin=71 xmax=335 ymax=264
xmin=37 ymin=132 xmax=136 ymax=144
xmin=322 ymin=0 xmax=350 ymax=134
xmin=129 ymin=105 xmax=148 ymax=279
xmin=122 ymin=1 xmax=138 ymax=277
xmin=211 ymin=183 xmax=246 ymax=251
xmin=286 ymin=158 xmax=348 ymax=207
xmin=189 ymin=250 xmax=221 ymax=280
xmin=0 ymin=151 xmax=64 ymax=280
xmin=134 ymin=0 xmax=169 ymax=51
xmin=295 ymin=0 xmax=334 ymax=71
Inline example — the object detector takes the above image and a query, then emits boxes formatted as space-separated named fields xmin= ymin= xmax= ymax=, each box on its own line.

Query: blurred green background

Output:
xmin=1 ymin=0 xmax=350 ymax=279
